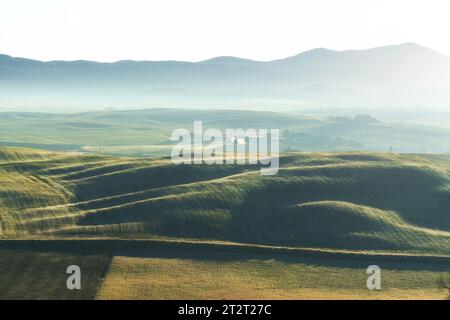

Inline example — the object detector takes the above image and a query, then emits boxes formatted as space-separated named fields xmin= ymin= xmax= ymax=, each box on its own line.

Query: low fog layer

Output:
xmin=1 ymin=43 xmax=449 ymax=111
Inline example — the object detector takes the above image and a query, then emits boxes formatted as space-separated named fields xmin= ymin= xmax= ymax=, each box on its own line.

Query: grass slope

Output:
xmin=1 ymin=147 xmax=449 ymax=256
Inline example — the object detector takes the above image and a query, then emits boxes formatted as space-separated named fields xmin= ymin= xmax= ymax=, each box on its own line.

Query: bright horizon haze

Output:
xmin=1 ymin=0 xmax=450 ymax=62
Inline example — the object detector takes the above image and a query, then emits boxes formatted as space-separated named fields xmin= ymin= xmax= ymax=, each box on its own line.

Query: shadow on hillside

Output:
xmin=117 ymin=248 xmax=450 ymax=272
xmin=1 ymin=239 xmax=449 ymax=272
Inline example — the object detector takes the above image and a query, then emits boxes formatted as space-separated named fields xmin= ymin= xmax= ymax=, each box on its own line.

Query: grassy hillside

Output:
xmin=1 ymin=147 xmax=450 ymax=256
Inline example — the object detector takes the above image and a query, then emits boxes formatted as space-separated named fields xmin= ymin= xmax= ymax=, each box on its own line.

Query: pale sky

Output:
xmin=1 ymin=0 xmax=449 ymax=62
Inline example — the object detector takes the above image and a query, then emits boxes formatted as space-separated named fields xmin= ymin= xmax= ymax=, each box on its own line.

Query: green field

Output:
xmin=0 ymin=147 xmax=449 ymax=299
xmin=2 ymin=108 xmax=450 ymax=155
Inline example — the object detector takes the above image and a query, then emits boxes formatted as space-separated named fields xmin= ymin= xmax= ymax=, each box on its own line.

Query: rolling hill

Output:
xmin=1 ymin=147 xmax=450 ymax=299
xmin=1 ymin=147 xmax=449 ymax=255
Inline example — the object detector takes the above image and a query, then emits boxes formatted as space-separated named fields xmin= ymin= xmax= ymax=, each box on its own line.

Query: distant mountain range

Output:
xmin=1 ymin=43 xmax=449 ymax=111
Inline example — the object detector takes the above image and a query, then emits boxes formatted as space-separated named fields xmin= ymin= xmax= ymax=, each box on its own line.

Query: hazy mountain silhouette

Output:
xmin=1 ymin=43 xmax=449 ymax=111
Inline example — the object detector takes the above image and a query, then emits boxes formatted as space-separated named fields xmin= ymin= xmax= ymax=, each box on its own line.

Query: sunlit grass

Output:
xmin=98 ymin=256 xmax=449 ymax=300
